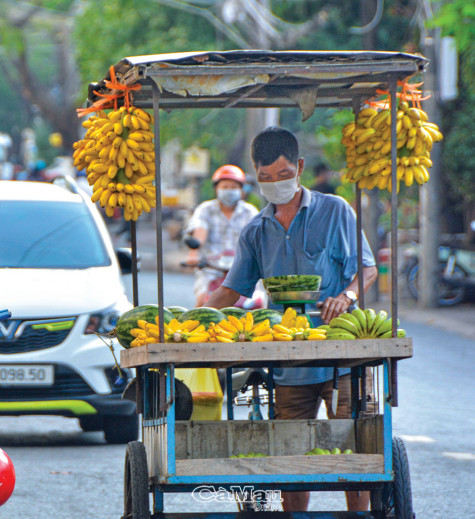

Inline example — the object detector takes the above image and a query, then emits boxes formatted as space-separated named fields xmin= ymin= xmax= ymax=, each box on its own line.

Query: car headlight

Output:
xmin=85 ymin=309 xmax=119 ymax=334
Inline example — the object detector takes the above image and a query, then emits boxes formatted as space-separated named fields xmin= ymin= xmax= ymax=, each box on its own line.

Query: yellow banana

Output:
xmin=108 ymin=110 xmax=123 ymax=123
xmin=228 ymin=315 xmax=243 ymax=333
xmin=273 ymin=333 xmax=293 ymax=341
xmin=251 ymin=334 xmax=274 ymax=342
xmin=99 ymin=189 xmax=112 ymax=208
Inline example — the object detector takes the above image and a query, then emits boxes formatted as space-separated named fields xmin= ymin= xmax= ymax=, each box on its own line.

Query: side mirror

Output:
xmin=184 ymin=235 xmax=201 ymax=250
xmin=116 ymin=248 xmax=141 ymax=275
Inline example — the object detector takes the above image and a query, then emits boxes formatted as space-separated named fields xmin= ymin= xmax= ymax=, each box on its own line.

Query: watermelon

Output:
xmin=263 ymin=275 xmax=321 ymax=292
xmin=251 ymin=309 xmax=282 ymax=326
xmin=166 ymin=306 xmax=188 ymax=319
xmin=220 ymin=307 xmax=246 ymax=318
xmin=178 ymin=307 xmax=226 ymax=329
xmin=116 ymin=305 xmax=173 ymax=349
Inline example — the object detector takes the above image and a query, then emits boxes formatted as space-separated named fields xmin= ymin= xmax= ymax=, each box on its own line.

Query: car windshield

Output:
xmin=0 ymin=201 xmax=111 ymax=268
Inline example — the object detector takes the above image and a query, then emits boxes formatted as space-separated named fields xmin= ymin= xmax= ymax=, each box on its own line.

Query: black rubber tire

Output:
xmin=124 ymin=441 xmax=150 ymax=519
xmin=407 ymin=261 xmax=466 ymax=306
xmin=78 ymin=415 xmax=103 ymax=432
xmin=382 ymin=437 xmax=414 ymax=519
xmin=104 ymin=414 xmax=139 ymax=444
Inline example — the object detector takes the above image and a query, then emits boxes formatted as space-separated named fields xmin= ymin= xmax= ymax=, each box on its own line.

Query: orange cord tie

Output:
xmin=77 ymin=66 xmax=141 ymax=118
xmin=365 ymin=80 xmax=431 ymax=112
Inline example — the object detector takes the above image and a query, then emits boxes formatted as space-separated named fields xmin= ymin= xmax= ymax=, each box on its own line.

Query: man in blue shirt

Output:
xmin=206 ymin=127 xmax=378 ymax=512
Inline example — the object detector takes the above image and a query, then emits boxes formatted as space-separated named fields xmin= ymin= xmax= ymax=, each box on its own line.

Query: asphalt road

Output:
xmin=1 ymin=271 xmax=473 ymax=518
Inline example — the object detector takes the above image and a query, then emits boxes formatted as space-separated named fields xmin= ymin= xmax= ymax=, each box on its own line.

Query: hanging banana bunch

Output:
xmin=73 ymin=106 xmax=156 ymax=221
xmin=341 ymin=94 xmax=443 ymax=193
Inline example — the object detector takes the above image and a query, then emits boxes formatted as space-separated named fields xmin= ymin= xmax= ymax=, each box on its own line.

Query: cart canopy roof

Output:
xmin=87 ymin=49 xmax=428 ymax=117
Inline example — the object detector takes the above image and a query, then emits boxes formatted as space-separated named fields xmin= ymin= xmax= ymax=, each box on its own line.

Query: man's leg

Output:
xmin=274 ymin=383 xmax=321 ymax=511
xmin=321 ymin=374 xmax=370 ymax=511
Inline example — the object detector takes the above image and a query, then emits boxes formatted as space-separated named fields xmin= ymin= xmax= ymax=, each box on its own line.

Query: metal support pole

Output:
xmin=152 ymin=82 xmax=165 ymax=343
xmin=353 ymin=98 xmax=365 ymax=309
xmin=389 ymin=75 xmax=399 ymax=407
xmin=130 ymin=220 xmax=139 ymax=307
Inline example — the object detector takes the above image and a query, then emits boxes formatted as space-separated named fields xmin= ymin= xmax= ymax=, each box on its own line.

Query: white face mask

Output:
xmin=258 ymin=176 xmax=299 ymax=205
xmin=217 ymin=188 xmax=241 ymax=207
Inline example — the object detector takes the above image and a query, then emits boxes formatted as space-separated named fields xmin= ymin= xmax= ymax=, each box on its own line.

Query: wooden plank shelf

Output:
xmin=120 ymin=338 xmax=412 ymax=369
xmin=174 ymin=454 xmax=384 ymax=476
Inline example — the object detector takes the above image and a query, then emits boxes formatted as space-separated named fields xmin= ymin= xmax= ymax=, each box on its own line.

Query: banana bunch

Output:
xmin=210 ymin=313 xmax=274 ymax=343
xmin=342 ymin=102 xmax=443 ymax=192
xmin=72 ymin=106 xmax=156 ymax=221
xmin=129 ymin=317 xmax=210 ymax=346
xmin=280 ymin=307 xmax=311 ymax=329
xmin=322 ymin=308 xmax=406 ymax=340
xmin=272 ymin=323 xmax=327 ymax=341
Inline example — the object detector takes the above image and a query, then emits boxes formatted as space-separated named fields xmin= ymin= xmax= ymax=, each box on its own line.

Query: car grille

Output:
xmin=0 ymin=364 xmax=95 ymax=399
xmin=0 ymin=318 xmax=76 ymax=354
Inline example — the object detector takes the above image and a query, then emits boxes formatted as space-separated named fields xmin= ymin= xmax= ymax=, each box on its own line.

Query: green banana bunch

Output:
xmin=324 ymin=308 xmax=406 ymax=339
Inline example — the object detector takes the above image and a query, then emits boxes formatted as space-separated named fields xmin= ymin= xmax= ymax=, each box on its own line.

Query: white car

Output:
xmin=0 ymin=178 xmax=137 ymax=443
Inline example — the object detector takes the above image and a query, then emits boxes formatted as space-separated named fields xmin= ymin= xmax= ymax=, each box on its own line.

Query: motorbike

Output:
xmin=402 ymin=236 xmax=475 ymax=306
xmin=181 ymin=235 xmax=266 ymax=310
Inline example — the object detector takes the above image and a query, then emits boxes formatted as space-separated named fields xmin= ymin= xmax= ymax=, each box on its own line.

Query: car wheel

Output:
xmin=79 ymin=415 xmax=103 ymax=432
xmin=103 ymin=414 xmax=139 ymax=444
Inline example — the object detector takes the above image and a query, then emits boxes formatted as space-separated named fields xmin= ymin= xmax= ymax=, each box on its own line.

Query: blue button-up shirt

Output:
xmin=222 ymin=187 xmax=376 ymax=385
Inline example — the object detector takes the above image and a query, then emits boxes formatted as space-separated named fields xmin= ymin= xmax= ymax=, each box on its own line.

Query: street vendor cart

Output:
xmin=85 ymin=50 xmax=429 ymax=518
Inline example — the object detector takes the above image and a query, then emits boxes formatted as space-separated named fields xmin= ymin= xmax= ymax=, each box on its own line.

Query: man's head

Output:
xmin=251 ymin=127 xmax=304 ymax=205
xmin=251 ymin=127 xmax=299 ymax=168
xmin=211 ymin=165 xmax=246 ymax=207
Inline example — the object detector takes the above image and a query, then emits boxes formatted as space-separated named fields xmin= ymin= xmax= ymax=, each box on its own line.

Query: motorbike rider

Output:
xmin=185 ymin=165 xmax=259 ymax=307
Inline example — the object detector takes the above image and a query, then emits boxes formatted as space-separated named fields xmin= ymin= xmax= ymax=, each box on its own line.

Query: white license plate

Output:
xmin=0 ymin=365 xmax=54 ymax=386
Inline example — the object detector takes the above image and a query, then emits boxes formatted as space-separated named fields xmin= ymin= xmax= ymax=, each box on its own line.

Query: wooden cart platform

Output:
xmin=120 ymin=338 xmax=412 ymax=369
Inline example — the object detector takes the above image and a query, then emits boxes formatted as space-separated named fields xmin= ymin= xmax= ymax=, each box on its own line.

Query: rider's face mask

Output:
xmin=217 ymin=188 xmax=242 ymax=207
xmin=258 ymin=176 xmax=299 ymax=205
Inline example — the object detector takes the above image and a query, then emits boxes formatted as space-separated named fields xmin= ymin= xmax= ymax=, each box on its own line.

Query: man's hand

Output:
xmin=317 ymin=294 xmax=352 ymax=324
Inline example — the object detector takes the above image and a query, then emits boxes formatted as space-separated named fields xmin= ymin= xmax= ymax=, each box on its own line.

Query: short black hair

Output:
xmin=251 ymin=127 xmax=299 ymax=167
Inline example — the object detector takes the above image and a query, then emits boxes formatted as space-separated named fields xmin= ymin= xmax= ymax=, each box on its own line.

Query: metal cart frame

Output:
xmin=87 ymin=50 xmax=427 ymax=518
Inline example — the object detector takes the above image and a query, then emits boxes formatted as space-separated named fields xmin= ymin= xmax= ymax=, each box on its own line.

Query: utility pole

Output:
xmin=419 ymin=33 xmax=442 ymax=308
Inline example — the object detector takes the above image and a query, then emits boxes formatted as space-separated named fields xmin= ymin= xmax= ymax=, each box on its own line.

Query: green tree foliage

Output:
xmin=429 ymin=0 xmax=475 ymax=228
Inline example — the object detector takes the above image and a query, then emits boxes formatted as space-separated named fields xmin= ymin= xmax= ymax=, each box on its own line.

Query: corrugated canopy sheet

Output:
xmin=87 ymin=50 xmax=428 ymax=115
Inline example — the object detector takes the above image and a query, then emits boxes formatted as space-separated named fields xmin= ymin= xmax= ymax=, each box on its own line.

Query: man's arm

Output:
xmin=318 ymin=265 xmax=378 ymax=323
xmin=205 ymin=285 xmax=241 ymax=309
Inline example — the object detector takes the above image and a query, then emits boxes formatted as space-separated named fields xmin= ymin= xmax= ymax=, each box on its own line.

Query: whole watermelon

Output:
xmin=116 ymin=305 xmax=174 ymax=349
xmin=166 ymin=306 xmax=188 ymax=319
xmin=251 ymin=309 xmax=282 ymax=326
xmin=178 ymin=307 xmax=226 ymax=329
xmin=220 ymin=307 xmax=246 ymax=319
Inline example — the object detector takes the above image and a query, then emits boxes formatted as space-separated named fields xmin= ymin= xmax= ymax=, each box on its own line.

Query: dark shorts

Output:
xmin=274 ymin=373 xmax=377 ymax=420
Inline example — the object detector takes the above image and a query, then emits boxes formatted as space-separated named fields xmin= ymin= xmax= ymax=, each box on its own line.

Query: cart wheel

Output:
xmin=124 ymin=441 xmax=150 ymax=519
xmin=381 ymin=437 xmax=414 ymax=518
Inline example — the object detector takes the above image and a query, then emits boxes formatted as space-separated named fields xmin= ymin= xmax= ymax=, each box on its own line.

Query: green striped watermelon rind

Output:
xmin=263 ymin=275 xmax=321 ymax=292
xmin=177 ymin=307 xmax=227 ymax=329
xmin=220 ymin=307 xmax=247 ymax=318
xmin=116 ymin=305 xmax=174 ymax=349
xmin=166 ymin=306 xmax=188 ymax=319
xmin=251 ymin=309 xmax=283 ymax=326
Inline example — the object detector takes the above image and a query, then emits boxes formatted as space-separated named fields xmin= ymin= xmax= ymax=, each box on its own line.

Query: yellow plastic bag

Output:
xmin=174 ymin=368 xmax=223 ymax=420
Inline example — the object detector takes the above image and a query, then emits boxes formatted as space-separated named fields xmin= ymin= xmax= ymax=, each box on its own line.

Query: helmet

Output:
xmin=212 ymin=165 xmax=246 ymax=186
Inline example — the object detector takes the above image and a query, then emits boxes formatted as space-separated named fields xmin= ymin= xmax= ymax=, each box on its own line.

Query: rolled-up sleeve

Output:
xmin=186 ymin=202 xmax=210 ymax=233
xmin=222 ymin=228 xmax=260 ymax=298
